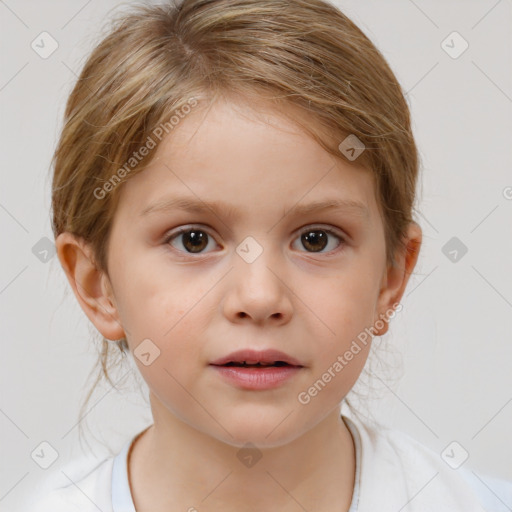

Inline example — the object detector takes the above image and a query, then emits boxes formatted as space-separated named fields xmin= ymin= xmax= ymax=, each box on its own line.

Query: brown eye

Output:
xmin=301 ymin=230 xmax=328 ymax=252
xmin=293 ymin=227 xmax=344 ymax=254
xmin=166 ymin=228 xmax=216 ymax=254
xmin=181 ymin=230 xmax=208 ymax=253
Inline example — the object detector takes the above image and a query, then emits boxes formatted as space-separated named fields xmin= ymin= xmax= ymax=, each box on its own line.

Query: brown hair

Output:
xmin=50 ymin=0 xmax=421 ymax=446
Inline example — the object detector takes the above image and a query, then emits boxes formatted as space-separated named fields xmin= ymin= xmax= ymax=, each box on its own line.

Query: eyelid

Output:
xmin=164 ymin=223 xmax=346 ymax=244
xmin=163 ymin=224 xmax=218 ymax=246
xmin=295 ymin=223 xmax=346 ymax=240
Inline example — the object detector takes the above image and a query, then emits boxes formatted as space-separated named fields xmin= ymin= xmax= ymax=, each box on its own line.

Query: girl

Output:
xmin=29 ymin=0 xmax=510 ymax=510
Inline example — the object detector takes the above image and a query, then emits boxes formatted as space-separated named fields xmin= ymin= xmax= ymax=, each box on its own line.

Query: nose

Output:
xmin=222 ymin=248 xmax=293 ymax=326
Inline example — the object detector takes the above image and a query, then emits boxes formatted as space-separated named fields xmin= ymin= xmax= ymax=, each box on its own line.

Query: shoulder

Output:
xmin=381 ymin=427 xmax=512 ymax=510
xmin=384 ymin=427 xmax=510 ymax=510
xmin=457 ymin=467 xmax=512 ymax=512
xmin=26 ymin=454 xmax=115 ymax=512
xmin=345 ymin=413 xmax=510 ymax=511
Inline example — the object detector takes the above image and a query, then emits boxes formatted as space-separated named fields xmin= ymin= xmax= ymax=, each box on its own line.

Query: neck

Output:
xmin=129 ymin=396 xmax=356 ymax=512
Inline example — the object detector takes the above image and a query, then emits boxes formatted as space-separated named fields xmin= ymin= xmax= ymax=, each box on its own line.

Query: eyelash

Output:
xmin=163 ymin=224 xmax=346 ymax=257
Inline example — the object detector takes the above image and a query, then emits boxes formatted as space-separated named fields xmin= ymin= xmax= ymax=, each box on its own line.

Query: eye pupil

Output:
xmin=302 ymin=230 xmax=328 ymax=252
xmin=183 ymin=230 xmax=208 ymax=253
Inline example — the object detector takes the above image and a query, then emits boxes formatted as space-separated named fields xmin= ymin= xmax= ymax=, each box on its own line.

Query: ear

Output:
xmin=374 ymin=221 xmax=422 ymax=336
xmin=55 ymin=232 xmax=126 ymax=341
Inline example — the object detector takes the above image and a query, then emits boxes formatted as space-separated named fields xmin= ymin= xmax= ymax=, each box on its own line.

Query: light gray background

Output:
xmin=1 ymin=0 xmax=511 ymax=510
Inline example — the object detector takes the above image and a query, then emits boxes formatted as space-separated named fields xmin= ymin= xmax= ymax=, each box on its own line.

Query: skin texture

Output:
xmin=56 ymin=98 xmax=422 ymax=512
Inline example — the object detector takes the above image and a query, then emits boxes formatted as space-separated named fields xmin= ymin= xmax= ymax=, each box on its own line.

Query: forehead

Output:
xmin=115 ymin=98 xmax=380 ymax=226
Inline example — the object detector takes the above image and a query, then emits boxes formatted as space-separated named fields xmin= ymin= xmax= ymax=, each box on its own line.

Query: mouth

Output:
xmin=218 ymin=361 xmax=298 ymax=368
xmin=209 ymin=348 xmax=304 ymax=368
xmin=209 ymin=352 xmax=304 ymax=390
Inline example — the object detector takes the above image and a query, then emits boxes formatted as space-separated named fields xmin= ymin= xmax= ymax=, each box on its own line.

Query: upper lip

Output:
xmin=210 ymin=348 xmax=303 ymax=367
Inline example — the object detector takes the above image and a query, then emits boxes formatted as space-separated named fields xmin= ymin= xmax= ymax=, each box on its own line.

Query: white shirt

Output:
xmin=26 ymin=413 xmax=512 ymax=511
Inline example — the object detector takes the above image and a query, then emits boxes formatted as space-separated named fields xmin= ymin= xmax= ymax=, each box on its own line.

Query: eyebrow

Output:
xmin=139 ymin=196 xmax=369 ymax=220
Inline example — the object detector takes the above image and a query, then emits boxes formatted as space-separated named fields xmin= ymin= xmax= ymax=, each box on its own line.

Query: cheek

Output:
xmin=306 ymin=269 xmax=381 ymax=342
xmin=300 ymin=266 xmax=380 ymax=390
xmin=114 ymin=252 xmax=208 ymax=334
xmin=133 ymin=353 xmax=206 ymax=424
xmin=125 ymin=284 xmax=208 ymax=410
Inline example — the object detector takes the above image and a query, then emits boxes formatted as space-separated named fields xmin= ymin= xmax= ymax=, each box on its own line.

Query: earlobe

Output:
xmin=375 ymin=222 xmax=422 ymax=336
xmin=55 ymin=232 xmax=126 ymax=341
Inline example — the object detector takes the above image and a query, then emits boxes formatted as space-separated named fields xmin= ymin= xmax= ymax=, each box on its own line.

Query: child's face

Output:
xmin=66 ymin=98 xmax=420 ymax=447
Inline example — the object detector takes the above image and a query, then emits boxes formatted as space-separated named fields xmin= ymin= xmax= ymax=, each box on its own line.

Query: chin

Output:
xmin=207 ymin=415 xmax=305 ymax=450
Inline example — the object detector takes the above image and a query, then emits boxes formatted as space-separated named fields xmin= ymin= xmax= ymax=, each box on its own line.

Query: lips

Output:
xmin=210 ymin=348 xmax=303 ymax=367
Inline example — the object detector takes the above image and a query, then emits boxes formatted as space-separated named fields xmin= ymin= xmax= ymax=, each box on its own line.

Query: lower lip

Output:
xmin=210 ymin=365 xmax=303 ymax=390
